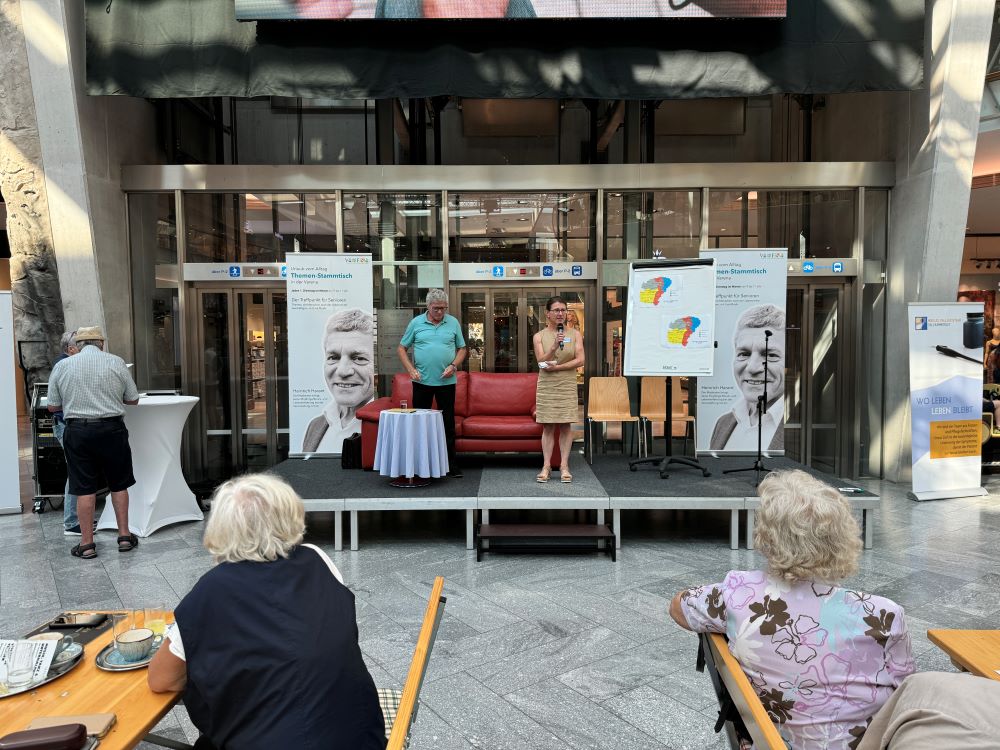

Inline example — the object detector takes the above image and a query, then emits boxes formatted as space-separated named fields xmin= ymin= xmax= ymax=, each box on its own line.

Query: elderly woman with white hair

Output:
xmin=670 ymin=470 xmax=914 ymax=749
xmin=148 ymin=474 xmax=386 ymax=750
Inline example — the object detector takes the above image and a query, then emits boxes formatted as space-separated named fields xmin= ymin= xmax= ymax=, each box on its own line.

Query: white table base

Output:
xmin=98 ymin=396 xmax=203 ymax=537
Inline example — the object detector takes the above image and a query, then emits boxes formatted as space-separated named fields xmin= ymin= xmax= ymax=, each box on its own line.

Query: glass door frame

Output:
xmin=185 ymin=282 xmax=286 ymax=480
xmin=451 ymin=283 xmax=595 ymax=376
xmin=785 ymin=279 xmax=856 ymax=476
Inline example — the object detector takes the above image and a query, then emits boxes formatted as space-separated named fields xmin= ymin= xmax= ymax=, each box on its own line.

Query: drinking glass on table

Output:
xmin=8 ymin=641 xmax=36 ymax=688
xmin=145 ymin=607 xmax=167 ymax=636
xmin=400 ymin=400 xmax=408 ymax=410
xmin=112 ymin=611 xmax=135 ymax=653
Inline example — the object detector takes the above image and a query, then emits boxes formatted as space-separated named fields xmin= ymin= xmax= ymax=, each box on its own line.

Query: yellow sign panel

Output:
xmin=929 ymin=420 xmax=981 ymax=459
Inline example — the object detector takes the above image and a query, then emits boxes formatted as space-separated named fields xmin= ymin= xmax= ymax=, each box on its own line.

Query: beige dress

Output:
xmin=535 ymin=328 xmax=578 ymax=424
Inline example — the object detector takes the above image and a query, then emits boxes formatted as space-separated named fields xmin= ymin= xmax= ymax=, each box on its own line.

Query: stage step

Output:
xmin=477 ymin=523 xmax=616 ymax=561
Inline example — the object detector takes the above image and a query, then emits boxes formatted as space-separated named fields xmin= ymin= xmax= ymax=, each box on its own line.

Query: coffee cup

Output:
xmin=115 ymin=627 xmax=156 ymax=662
xmin=28 ymin=632 xmax=74 ymax=656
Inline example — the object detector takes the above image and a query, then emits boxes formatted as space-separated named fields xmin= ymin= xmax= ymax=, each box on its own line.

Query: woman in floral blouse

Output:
xmin=670 ymin=470 xmax=914 ymax=749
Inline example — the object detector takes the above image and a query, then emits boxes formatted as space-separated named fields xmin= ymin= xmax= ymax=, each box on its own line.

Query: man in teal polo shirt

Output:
xmin=397 ymin=289 xmax=467 ymax=477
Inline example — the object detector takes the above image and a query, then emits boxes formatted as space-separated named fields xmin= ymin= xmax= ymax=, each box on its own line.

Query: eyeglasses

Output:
xmin=549 ymin=308 xmax=567 ymax=313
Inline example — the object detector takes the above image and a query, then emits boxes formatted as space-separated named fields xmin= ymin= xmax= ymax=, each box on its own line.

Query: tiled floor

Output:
xmin=3 ymin=441 xmax=1000 ymax=748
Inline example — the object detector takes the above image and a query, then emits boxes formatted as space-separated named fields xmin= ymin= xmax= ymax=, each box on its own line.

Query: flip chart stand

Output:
xmin=629 ymin=377 xmax=710 ymax=478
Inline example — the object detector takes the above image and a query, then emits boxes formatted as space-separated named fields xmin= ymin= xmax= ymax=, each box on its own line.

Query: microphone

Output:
xmin=764 ymin=329 xmax=773 ymax=338
xmin=557 ymin=323 xmax=564 ymax=349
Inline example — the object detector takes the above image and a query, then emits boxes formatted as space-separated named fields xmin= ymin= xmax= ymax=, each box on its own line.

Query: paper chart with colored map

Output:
xmin=624 ymin=263 xmax=716 ymax=376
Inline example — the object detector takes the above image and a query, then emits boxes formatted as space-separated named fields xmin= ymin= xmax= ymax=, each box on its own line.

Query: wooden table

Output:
xmin=927 ymin=629 xmax=1000 ymax=682
xmin=0 ymin=615 xmax=182 ymax=749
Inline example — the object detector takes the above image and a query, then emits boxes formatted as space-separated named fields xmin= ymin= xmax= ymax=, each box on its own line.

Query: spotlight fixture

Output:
xmin=976 ymin=260 xmax=983 ymax=269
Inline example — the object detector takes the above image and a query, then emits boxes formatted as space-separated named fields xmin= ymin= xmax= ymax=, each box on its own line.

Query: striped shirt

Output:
xmin=48 ymin=345 xmax=140 ymax=419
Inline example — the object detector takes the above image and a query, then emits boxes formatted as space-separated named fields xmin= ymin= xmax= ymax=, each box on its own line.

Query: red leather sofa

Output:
xmin=356 ymin=371 xmax=562 ymax=469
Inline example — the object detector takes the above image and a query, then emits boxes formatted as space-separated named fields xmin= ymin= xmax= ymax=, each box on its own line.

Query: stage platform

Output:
xmin=269 ymin=455 xmax=878 ymax=555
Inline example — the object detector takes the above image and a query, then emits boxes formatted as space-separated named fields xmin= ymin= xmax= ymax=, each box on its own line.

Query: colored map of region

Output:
xmin=667 ymin=316 xmax=701 ymax=346
xmin=639 ymin=276 xmax=672 ymax=305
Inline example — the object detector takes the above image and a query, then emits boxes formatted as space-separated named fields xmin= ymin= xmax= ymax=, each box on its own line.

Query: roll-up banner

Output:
xmin=287 ymin=253 xmax=374 ymax=456
xmin=0 ymin=293 xmax=19 ymax=513
xmin=907 ymin=302 xmax=988 ymax=501
xmin=697 ymin=249 xmax=788 ymax=456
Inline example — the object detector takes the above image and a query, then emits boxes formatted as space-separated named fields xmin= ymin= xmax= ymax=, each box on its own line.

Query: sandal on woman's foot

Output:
xmin=560 ymin=467 xmax=573 ymax=483
xmin=117 ymin=534 xmax=139 ymax=552
xmin=71 ymin=542 xmax=97 ymax=559
xmin=536 ymin=467 xmax=551 ymax=483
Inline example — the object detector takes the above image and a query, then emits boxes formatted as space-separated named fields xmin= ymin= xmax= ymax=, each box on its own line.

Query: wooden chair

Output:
xmin=638 ymin=376 xmax=697 ymax=456
xmin=698 ymin=633 xmax=786 ymax=750
xmin=585 ymin=377 xmax=643 ymax=463
xmin=386 ymin=576 xmax=447 ymax=750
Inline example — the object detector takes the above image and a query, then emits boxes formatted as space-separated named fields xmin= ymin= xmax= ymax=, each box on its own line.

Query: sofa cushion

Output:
xmin=461 ymin=415 xmax=543 ymax=439
xmin=467 ymin=372 xmax=538 ymax=416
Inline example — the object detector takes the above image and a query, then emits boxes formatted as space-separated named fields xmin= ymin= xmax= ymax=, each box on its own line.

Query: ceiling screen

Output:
xmin=237 ymin=1 xmax=787 ymax=21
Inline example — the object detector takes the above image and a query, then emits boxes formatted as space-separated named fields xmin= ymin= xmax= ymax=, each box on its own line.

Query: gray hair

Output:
xmin=203 ymin=473 xmax=305 ymax=563
xmin=324 ymin=308 xmax=373 ymax=337
xmin=734 ymin=304 xmax=785 ymax=343
xmin=425 ymin=289 xmax=448 ymax=307
xmin=753 ymin=470 xmax=861 ymax=583
xmin=59 ymin=331 xmax=77 ymax=354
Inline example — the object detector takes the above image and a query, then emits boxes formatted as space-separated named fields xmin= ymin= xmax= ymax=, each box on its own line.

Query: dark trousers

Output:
xmin=412 ymin=382 xmax=457 ymax=466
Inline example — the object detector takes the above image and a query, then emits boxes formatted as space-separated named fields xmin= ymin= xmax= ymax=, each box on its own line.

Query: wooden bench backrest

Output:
xmin=705 ymin=633 xmax=787 ymax=750
xmin=386 ymin=576 xmax=446 ymax=750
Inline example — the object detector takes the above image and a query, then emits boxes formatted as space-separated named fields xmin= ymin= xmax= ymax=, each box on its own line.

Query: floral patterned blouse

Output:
xmin=679 ymin=570 xmax=915 ymax=749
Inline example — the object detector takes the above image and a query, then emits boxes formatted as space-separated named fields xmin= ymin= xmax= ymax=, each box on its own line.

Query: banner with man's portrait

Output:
xmin=287 ymin=253 xmax=374 ymax=456
xmin=697 ymin=249 xmax=787 ymax=456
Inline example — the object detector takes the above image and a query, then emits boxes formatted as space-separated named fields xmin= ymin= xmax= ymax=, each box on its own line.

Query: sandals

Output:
xmin=117 ymin=534 xmax=139 ymax=552
xmin=560 ymin=467 xmax=573 ymax=483
xmin=536 ymin=467 xmax=551 ymax=483
xmin=71 ymin=542 xmax=97 ymax=560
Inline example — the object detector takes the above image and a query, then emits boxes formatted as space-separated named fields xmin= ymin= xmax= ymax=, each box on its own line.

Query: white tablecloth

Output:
xmin=373 ymin=409 xmax=449 ymax=479
xmin=98 ymin=395 xmax=203 ymax=537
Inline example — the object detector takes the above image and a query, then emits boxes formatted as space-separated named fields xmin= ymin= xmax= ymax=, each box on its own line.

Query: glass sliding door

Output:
xmin=783 ymin=282 xmax=849 ymax=474
xmin=189 ymin=285 xmax=288 ymax=482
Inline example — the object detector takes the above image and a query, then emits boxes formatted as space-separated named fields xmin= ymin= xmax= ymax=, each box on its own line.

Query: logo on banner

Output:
xmin=914 ymin=317 xmax=928 ymax=330
xmin=832 ymin=262 xmax=844 ymax=273
xmin=281 ymin=266 xmax=287 ymax=278
xmin=492 ymin=266 xmax=505 ymax=278
xmin=542 ymin=266 xmax=554 ymax=277
xmin=572 ymin=265 xmax=583 ymax=277
xmin=229 ymin=266 xmax=241 ymax=278
xmin=802 ymin=262 xmax=814 ymax=273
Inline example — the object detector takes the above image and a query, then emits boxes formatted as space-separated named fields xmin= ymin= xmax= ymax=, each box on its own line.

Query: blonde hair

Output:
xmin=753 ymin=470 xmax=861 ymax=583
xmin=203 ymin=473 xmax=305 ymax=563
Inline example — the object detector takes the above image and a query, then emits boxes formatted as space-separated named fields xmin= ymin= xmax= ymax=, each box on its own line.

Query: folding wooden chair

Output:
xmin=638 ymin=376 xmax=697 ymax=456
xmin=585 ymin=377 xmax=643 ymax=463
xmin=698 ymin=633 xmax=786 ymax=750
xmin=386 ymin=576 xmax=447 ymax=750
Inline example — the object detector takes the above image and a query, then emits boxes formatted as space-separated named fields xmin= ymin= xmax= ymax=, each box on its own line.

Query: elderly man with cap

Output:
xmin=47 ymin=326 xmax=141 ymax=559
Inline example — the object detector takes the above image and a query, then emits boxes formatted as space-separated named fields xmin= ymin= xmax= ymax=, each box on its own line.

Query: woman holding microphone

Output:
xmin=532 ymin=297 xmax=585 ymax=483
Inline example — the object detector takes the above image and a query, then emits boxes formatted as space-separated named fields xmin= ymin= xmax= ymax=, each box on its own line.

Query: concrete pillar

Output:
xmin=883 ymin=0 xmax=994 ymax=483
xmin=19 ymin=0 xmax=159 ymax=360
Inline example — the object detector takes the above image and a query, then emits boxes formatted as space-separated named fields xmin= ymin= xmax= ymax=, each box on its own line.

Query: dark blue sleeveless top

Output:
xmin=175 ymin=545 xmax=386 ymax=750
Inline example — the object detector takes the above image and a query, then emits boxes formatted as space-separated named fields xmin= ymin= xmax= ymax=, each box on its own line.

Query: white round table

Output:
xmin=97 ymin=395 xmax=203 ymax=536
xmin=373 ymin=409 xmax=449 ymax=487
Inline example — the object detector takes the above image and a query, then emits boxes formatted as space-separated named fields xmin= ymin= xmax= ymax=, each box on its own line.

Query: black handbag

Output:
xmin=341 ymin=432 xmax=362 ymax=470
